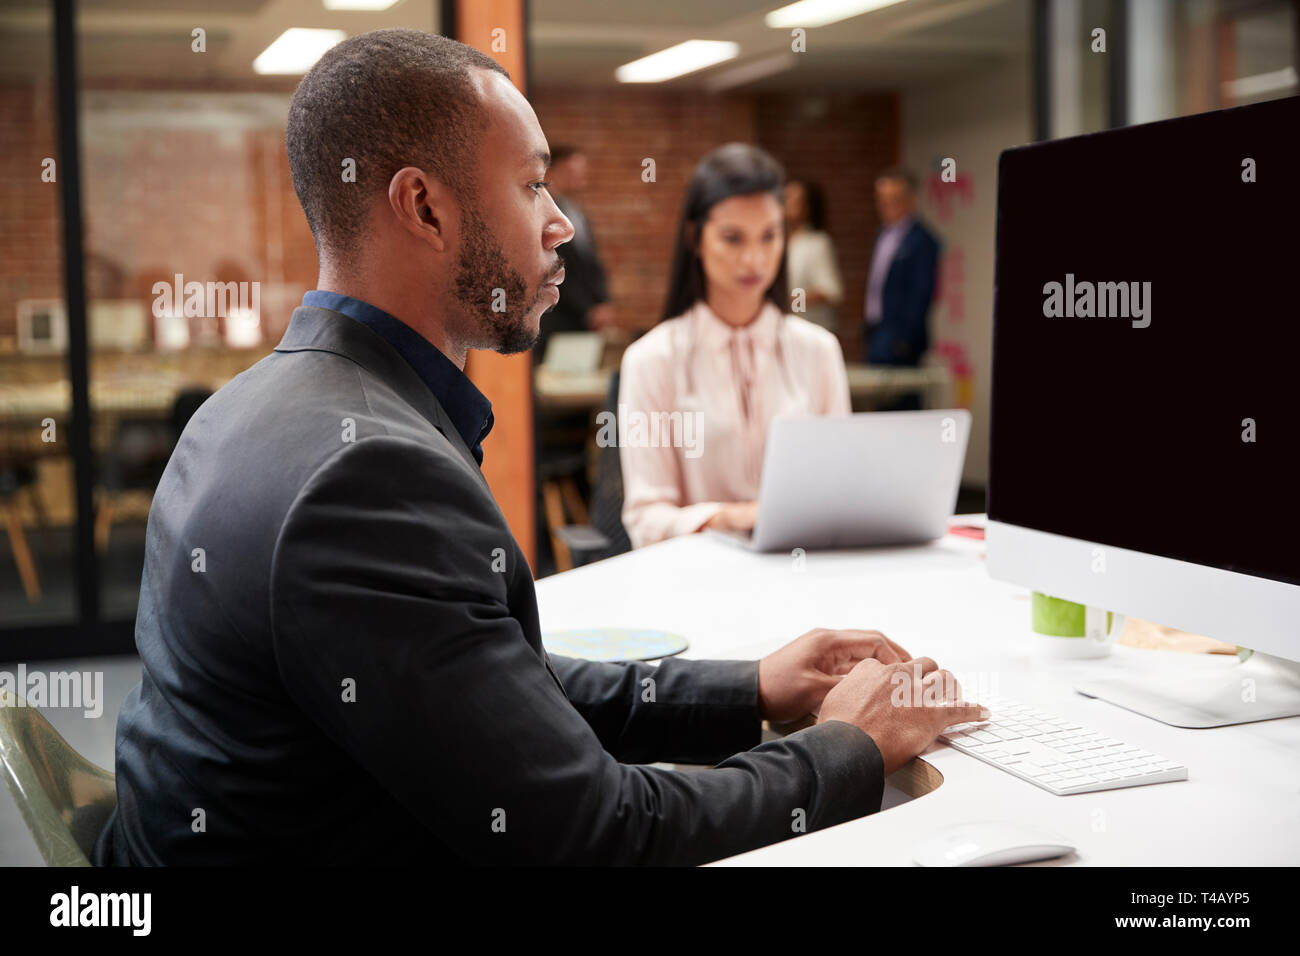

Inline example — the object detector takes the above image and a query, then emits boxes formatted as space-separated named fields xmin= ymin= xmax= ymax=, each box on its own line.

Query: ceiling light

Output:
xmin=253 ymin=28 xmax=347 ymax=75
xmin=323 ymin=0 xmax=400 ymax=8
xmin=615 ymin=41 xmax=740 ymax=83
xmin=765 ymin=0 xmax=908 ymax=30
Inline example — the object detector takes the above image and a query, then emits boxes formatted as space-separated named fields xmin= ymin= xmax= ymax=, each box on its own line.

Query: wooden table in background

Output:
xmin=534 ymin=363 xmax=955 ymax=413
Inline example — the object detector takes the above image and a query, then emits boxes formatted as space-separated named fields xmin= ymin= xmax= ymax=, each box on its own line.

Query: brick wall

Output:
xmin=0 ymin=83 xmax=64 ymax=345
xmin=531 ymin=85 xmax=900 ymax=356
xmin=757 ymin=91 xmax=901 ymax=357
xmin=530 ymin=87 xmax=756 ymax=331
xmin=0 ymin=82 xmax=315 ymax=353
xmin=1 ymin=81 xmax=899 ymax=359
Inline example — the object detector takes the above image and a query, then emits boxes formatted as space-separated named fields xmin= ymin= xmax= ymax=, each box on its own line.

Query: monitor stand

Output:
xmin=1074 ymin=652 xmax=1300 ymax=728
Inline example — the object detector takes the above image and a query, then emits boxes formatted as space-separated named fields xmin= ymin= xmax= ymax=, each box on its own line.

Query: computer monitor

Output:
xmin=986 ymin=95 xmax=1300 ymax=727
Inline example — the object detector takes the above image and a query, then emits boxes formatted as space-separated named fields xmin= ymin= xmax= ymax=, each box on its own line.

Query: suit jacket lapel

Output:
xmin=275 ymin=306 xmax=491 ymax=493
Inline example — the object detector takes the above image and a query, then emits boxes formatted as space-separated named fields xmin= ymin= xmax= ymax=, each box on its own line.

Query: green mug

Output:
xmin=1032 ymin=592 xmax=1125 ymax=659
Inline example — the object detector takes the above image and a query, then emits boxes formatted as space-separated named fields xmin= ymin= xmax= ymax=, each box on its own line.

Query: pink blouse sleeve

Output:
xmin=617 ymin=342 xmax=725 ymax=549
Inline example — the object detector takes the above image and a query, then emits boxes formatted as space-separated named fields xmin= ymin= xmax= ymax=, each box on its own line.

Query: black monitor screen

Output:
xmin=988 ymin=95 xmax=1300 ymax=588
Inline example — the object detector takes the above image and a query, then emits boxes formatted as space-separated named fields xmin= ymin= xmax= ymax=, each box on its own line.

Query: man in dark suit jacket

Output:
xmin=529 ymin=144 xmax=609 ymax=574
xmin=93 ymin=30 xmax=984 ymax=866
xmin=531 ymin=144 xmax=611 ymax=364
xmin=864 ymin=168 xmax=941 ymax=370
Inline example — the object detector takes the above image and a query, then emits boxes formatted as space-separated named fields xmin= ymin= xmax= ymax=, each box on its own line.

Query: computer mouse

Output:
xmin=912 ymin=821 xmax=1075 ymax=867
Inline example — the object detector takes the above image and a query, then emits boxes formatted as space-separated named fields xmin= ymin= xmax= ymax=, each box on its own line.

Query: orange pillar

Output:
xmin=455 ymin=0 xmax=536 ymax=568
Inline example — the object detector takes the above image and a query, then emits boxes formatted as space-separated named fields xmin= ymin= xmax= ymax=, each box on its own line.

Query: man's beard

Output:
xmin=452 ymin=208 xmax=552 ymax=355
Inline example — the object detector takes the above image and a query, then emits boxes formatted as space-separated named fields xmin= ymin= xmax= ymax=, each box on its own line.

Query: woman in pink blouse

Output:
xmin=619 ymin=144 xmax=851 ymax=548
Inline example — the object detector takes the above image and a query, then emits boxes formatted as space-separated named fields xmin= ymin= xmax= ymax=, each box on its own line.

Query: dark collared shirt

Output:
xmin=302 ymin=290 xmax=494 ymax=464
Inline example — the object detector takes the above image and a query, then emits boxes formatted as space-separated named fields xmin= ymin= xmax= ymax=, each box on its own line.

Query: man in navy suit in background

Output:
xmin=863 ymin=168 xmax=940 ymax=409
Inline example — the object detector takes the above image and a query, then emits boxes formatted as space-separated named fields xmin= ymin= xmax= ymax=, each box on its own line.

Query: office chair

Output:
xmin=586 ymin=368 xmax=632 ymax=562
xmin=0 ymin=689 xmax=116 ymax=866
xmin=0 ymin=462 xmax=42 ymax=602
xmin=536 ymin=370 xmax=632 ymax=571
xmin=538 ymin=449 xmax=605 ymax=573
xmin=96 ymin=387 xmax=212 ymax=552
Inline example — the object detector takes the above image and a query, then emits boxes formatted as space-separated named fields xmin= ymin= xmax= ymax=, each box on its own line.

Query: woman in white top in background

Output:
xmin=783 ymin=179 xmax=844 ymax=334
xmin=618 ymin=144 xmax=851 ymax=549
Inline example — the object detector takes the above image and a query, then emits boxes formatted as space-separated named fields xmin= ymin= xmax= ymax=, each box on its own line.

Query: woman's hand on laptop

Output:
xmin=817 ymin=657 xmax=991 ymax=774
xmin=702 ymin=501 xmax=758 ymax=533
xmin=758 ymin=627 xmax=912 ymax=724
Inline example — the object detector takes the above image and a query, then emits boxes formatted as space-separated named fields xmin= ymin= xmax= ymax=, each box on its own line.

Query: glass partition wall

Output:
xmin=0 ymin=0 xmax=440 ymax=659
xmin=1 ymin=0 xmax=1294 ymax=658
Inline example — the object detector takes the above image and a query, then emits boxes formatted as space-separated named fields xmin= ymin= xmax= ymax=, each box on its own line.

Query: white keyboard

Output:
xmin=940 ymin=697 xmax=1188 ymax=795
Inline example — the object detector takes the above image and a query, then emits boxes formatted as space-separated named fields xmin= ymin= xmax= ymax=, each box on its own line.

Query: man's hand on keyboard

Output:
xmin=758 ymin=627 xmax=912 ymax=723
xmin=817 ymin=657 xmax=991 ymax=774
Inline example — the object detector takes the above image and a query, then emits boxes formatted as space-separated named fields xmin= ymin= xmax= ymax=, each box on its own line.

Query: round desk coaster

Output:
xmin=542 ymin=628 xmax=689 ymax=662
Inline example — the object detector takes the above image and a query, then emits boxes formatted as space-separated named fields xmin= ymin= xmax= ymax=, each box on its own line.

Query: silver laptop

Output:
xmin=718 ymin=409 xmax=971 ymax=552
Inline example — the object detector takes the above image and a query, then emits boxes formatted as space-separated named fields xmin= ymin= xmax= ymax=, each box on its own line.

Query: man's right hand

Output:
xmin=817 ymin=657 xmax=990 ymax=774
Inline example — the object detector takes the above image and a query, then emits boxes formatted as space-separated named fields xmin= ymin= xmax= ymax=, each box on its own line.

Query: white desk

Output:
xmin=533 ymin=531 xmax=1300 ymax=866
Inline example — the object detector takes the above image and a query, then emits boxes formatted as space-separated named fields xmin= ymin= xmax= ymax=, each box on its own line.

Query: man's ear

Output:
xmin=388 ymin=166 xmax=449 ymax=252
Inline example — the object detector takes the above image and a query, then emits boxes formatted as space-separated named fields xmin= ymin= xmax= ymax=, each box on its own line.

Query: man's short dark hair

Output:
xmin=876 ymin=166 xmax=918 ymax=192
xmin=286 ymin=29 xmax=509 ymax=255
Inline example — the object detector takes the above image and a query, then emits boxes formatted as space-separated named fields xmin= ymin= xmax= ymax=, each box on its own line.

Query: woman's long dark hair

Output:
xmin=659 ymin=143 xmax=789 ymax=322
xmin=789 ymin=179 xmax=827 ymax=231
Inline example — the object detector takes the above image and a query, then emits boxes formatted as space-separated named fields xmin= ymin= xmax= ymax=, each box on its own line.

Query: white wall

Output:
xmin=901 ymin=55 xmax=1031 ymax=486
